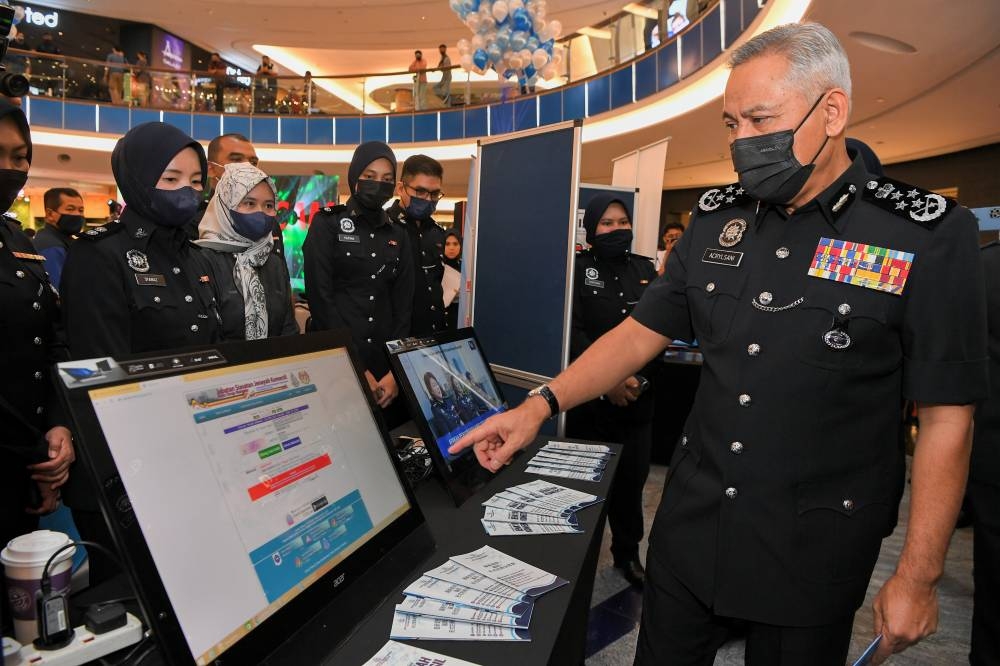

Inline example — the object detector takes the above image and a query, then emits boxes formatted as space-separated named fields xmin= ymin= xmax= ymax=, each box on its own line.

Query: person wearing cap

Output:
xmin=61 ymin=122 xmax=222 ymax=583
xmin=195 ymin=162 xmax=298 ymax=341
xmin=566 ymin=194 xmax=657 ymax=588
xmin=303 ymin=141 xmax=414 ymax=409
xmin=0 ymin=98 xmax=74 ymax=559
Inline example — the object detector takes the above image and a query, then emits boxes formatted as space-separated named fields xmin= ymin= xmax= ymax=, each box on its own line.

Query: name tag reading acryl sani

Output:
xmin=702 ymin=248 xmax=743 ymax=267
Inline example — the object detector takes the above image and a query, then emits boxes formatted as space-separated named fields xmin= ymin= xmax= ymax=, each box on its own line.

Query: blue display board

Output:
xmin=471 ymin=124 xmax=580 ymax=380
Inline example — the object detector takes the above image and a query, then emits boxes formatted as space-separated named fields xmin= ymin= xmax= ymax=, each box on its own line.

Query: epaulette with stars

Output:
xmin=862 ymin=176 xmax=956 ymax=229
xmin=78 ymin=220 xmax=124 ymax=241
xmin=695 ymin=183 xmax=753 ymax=215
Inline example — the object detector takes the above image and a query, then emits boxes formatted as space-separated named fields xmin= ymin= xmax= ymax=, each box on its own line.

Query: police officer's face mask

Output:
xmin=405 ymin=196 xmax=437 ymax=221
xmin=355 ymin=179 xmax=395 ymax=211
xmin=591 ymin=228 xmax=633 ymax=260
xmin=231 ymin=210 xmax=275 ymax=241
xmin=149 ymin=186 xmax=202 ymax=227
xmin=56 ymin=213 xmax=85 ymax=235
xmin=730 ymin=94 xmax=829 ymax=205
xmin=0 ymin=168 xmax=27 ymax=212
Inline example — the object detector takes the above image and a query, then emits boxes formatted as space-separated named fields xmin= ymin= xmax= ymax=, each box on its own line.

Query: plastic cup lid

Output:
xmin=1 ymin=530 xmax=75 ymax=566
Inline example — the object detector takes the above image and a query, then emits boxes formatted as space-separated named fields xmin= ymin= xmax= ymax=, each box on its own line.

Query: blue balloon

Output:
xmin=510 ymin=30 xmax=528 ymax=52
xmin=462 ymin=0 xmax=480 ymax=12
xmin=487 ymin=43 xmax=503 ymax=64
xmin=526 ymin=36 xmax=540 ymax=52
xmin=524 ymin=65 xmax=537 ymax=79
xmin=449 ymin=0 xmax=464 ymax=16
xmin=542 ymin=39 xmax=555 ymax=55
xmin=502 ymin=69 xmax=515 ymax=80
xmin=512 ymin=8 xmax=532 ymax=32
xmin=473 ymin=48 xmax=489 ymax=71
xmin=496 ymin=25 xmax=512 ymax=49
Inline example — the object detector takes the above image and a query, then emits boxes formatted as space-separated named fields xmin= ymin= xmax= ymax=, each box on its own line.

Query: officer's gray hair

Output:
xmin=729 ymin=23 xmax=852 ymax=104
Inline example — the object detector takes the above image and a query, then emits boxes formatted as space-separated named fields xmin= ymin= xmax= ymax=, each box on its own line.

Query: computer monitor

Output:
xmin=387 ymin=328 xmax=507 ymax=505
xmin=56 ymin=331 xmax=430 ymax=665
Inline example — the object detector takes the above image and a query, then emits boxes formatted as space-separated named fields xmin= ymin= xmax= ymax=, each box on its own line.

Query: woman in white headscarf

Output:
xmin=196 ymin=162 xmax=298 ymax=340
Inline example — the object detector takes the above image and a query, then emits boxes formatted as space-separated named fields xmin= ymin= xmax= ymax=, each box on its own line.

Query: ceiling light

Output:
xmin=623 ymin=3 xmax=658 ymax=20
xmin=578 ymin=27 xmax=613 ymax=40
xmin=848 ymin=32 xmax=917 ymax=55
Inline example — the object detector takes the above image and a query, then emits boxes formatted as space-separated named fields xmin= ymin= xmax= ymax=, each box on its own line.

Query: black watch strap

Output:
xmin=529 ymin=384 xmax=560 ymax=419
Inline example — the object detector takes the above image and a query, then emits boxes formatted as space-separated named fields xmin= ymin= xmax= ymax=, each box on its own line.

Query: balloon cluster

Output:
xmin=7 ymin=6 xmax=25 ymax=39
xmin=449 ymin=0 xmax=566 ymax=82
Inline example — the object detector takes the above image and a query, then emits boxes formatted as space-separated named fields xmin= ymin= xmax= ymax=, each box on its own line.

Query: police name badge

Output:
xmin=718 ymin=218 xmax=746 ymax=248
xmin=808 ymin=237 xmax=914 ymax=295
xmin=134 ymin=273 xmax=166 ymax=287
xmin=339 ymin=218 xmax=356 ymax=234
xmin=338 ymin=234 xmax=361 ymax=243
xmin=584 ymin=266 xmax=603 ymax=288
xmin=702 ymin=248 xmax=743 ymax=267
xmin=126 ymin=249 xmax=150 ymax=273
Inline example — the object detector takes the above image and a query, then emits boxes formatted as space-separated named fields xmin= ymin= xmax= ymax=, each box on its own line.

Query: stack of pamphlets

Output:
xmin=524 ymin=441 xmax=613 ymax=482
xmin=479 ymin=479 xmax=604 ymax=536
xmin=363 ymin=640 xmax=482 ymax=665
xmin=390 ymin=546 xmax=569 ymax=642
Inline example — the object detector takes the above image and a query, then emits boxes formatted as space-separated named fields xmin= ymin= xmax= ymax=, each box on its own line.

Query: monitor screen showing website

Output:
xmin=85 ymin=347 xmax=411 ymax=665
xmin=390 ymin=333 xmax=506 ymax=469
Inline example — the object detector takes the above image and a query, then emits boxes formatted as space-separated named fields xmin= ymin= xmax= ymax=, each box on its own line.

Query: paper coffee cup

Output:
xmin=1 ymin=530 xmax=75 ymax=645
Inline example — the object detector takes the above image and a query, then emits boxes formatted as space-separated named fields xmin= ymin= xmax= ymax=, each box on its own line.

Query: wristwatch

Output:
xmin=527 ymin=384 xmax=560 ymax=419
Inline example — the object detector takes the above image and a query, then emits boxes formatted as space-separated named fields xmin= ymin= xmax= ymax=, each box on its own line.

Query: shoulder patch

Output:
xmin=862 ymin=177 xmax=956 ymax=229
xmin=78 ymin=221 xmax=124 ymax=241
xmin=697 ymin=183 xmax=752 ymax=214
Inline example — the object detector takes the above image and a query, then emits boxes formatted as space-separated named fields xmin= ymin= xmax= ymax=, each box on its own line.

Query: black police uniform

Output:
xmin=388 ymin=200 xmax=446 ymax=336
xmin=200 ymin=248 xmax=299 ymax=341
xmin=566 ymin=247 xmax=656 ymax=567
xmin=630 ymin=154 xmax=988 ymax=662
xmin=61 ymin=216 xmax=222 ymax=360
xmin=303 ymin=201 xmax=414 ymax=379
xmin=970 ymin=241 xmax=1000 ymax=665
xmin=0 ymin=219 xmax=66 ymax=549
xmin=32 ymin=224 xmax=72 ymax=290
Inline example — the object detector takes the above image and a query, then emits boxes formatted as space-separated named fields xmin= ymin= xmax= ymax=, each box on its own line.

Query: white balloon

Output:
xmin=509 ymin=0 xmax=524 ymax=10
xmin=548 ymin=19 xmax=562 ymax=39
xmin=13 ymin=6 xmax=25 ymax=21
xmin=471 ymin=34 xmax=485 ymax=51
xmin=508 ymin=55 xmax=524 ymax=70
xmin=457 ymin=38 xmax=471 ymax=54
xmin=466 ymin=13 xmax=481 ymax=31
xmin=460 ymin=53 xmax=474 ymax=72
xmin=492 ymin=1 xmax=509 ymax=23
xmin=519 ymin=48 xmax=533 ymax=63
xmin=531 ymin=48 xmax=549 ymax=70
xmin=541 ymin=63 xmax=558 ymax=80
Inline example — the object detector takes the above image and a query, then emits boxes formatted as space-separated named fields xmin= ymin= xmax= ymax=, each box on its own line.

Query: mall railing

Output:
xmin=17 ymin=0 xmax=759 ymax=144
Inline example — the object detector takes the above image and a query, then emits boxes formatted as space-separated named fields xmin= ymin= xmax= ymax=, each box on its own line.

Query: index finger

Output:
xmin=450 ymin=425 xmax=486 ymax=455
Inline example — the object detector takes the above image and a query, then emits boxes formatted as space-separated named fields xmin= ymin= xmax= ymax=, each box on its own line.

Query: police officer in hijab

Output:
xmin=0 ymin=98 xmax=75 ymax=559
xmin=195 ymin=162 xmax=297 ymax=340
xmin=60 ymin=122 xmax=222 ymax=583
xmin=566 ymin=193 xmax=657 ymax=587
xmin=304 ymin=141 xmax=414 ymax=410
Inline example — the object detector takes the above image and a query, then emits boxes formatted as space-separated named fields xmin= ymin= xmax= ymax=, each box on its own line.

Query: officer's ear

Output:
xmin=823 ymin=88 xmax=850 ymax=138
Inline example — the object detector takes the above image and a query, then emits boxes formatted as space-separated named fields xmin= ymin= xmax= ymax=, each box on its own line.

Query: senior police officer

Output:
xmin=452 ymin=23 xmax=987 ymax=665
xmin=304 ymin=141 xmax=414 ymax=409
xmin=388 ymin=154 xmax=447 ymax=337
xmin=567 ymin=193 xmax=657 ymax=587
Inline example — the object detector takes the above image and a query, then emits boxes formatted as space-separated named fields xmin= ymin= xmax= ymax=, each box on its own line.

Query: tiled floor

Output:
xmin=585 ymin=462 xmax=975 ymax=665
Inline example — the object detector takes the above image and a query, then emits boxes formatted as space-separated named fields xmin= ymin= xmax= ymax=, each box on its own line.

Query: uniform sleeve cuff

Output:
xmin=903 ymin=356 xmax=989 ymax=404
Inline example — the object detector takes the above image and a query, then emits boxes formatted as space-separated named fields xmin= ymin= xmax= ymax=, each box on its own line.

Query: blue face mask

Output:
xmin=148 ymin=186 xmax=202 ymax=227
xmin=230 ymin=210 xmax=276 ymax=241
xmin=405 ymin=196 xmax=437 ymax=221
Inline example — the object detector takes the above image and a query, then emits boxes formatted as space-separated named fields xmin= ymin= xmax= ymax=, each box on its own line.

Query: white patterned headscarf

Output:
xmin=195 ymin=162 xmax=277 ymax=340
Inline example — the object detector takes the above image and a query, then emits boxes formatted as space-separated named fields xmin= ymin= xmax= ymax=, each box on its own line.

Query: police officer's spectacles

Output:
xmin=404 ymin=184 xmax=444 ymax=201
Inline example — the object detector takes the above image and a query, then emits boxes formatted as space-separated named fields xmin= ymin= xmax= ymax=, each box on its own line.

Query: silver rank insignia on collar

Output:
xmin=134 ymin=227 xmax=148 ymax=239
xmin=126 ymin=249 xmax=150 ymax=273
xmin=718 ymin=218 xmax=747 ymax=248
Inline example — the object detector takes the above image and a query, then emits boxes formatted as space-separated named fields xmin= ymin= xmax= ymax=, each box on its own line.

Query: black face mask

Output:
xmin=591 ymin=228 xmax=633 ymax=260
xmin=0 ymin=168 xmax=27 ymax=212
xmin=56 ymin=213 xmax=85 ymax=235
xmin=730 ymin=94 xmax=829 ymax=205
xmin=355 ymin=179 xmax=395 ymax=211
xmin=148 ymin=186 xmax=202 ymax=227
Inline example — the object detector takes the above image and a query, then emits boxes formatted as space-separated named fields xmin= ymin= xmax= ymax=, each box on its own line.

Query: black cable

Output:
xmin=40 ymin=540 xmax=126 ymax=595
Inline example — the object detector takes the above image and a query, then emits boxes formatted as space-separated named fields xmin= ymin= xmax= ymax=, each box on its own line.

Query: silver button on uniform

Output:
xmin=759 ymin=291 xmax=773 ymax=305
xmin=36 ymin=406 xmax=44 ymax=415
xmin=730 ymin=441 xmax=744 ymax=454
xmin=725 ymin=487 xmax=738 ymax=499
xmin=706 ymin=282 xmax=716 ymax=293
xmin=680 ymin=435 xmax=688 ymax=447
xmin=842 ymin=499 xmax=854 ymax=511
xmin=838 ymin=303 xmax=852 ymax=316
xmin=776 ymin=247 xmax=790 ymax=259
xmin=154 ymin=296 xmax=161 ymax=303
xmin=738 ymin=393 xmax=752 ymax=407
xmin=33 ymin=337 xmax=42 ymax=345
xmin=32 ymin=302 xmax=41 ymax=311
xmin=34 ymin=371 xmax=43 ymax=380
xmin=173 ymin=267 xmax=181 ymax=274
xmin=185 ymin=295 xmax=193 ymax=303
xmin=15 ymin=270 xmax=24 ymax=278
xmin=747 ymin=343 xmax=761 ymax=356
xmin=191 ymin=324 xmax=199 ymax=332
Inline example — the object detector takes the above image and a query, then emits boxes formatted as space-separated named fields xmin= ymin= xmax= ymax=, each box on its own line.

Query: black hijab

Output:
xmin=111 ymin=122 xmax=207 ymax=223
xmin=0 ymin=98 xmax=32 ymax=164
xmin=443 ymin=230 xmax=462 ymax=270
xmin=347 ymin=141 xmax=397 ymax=193
xmin=582 ymin=193 xmax=631 ymax=244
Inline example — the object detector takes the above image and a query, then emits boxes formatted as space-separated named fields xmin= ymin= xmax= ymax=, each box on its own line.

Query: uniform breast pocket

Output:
xmin=383 ymin=243 xmax=402 ymax=278
xmin=684 ymin=272 xmax=747 ymax=345
xmin=795 ymin=281 xmax=898 ymax=372
xmin=132 ymin=289 xmax=177 ymax=318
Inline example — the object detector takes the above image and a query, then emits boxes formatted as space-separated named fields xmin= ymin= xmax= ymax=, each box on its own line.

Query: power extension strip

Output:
xmin=12 ymin=612 xmax=144 ymax=666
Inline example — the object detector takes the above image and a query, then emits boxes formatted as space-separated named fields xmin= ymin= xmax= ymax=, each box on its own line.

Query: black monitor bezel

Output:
xmin=56 ymin=330 xmax=429 ymax=665
xmin=386 ymin=327 xmax=505 ymax=506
